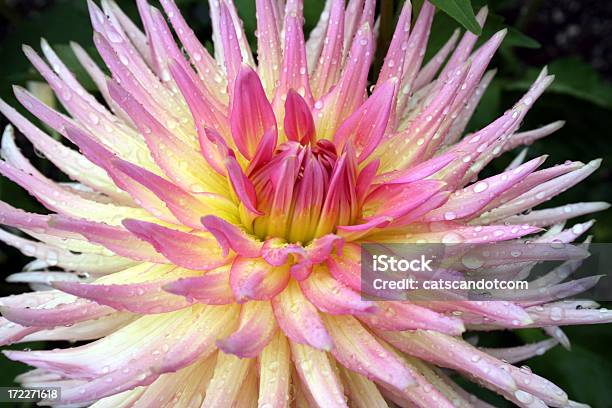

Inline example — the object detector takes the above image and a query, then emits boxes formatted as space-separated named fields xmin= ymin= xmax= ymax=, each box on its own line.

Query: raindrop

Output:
xmin=462 ymin=255 xmax=484 ymax=270
xmin=550 ymin=307 xmax=563 ymax=321
xmin=514 ymin=390 xmax=533 ymax=404
xmin=473 ymin=181 xmax=488 ymax=193
xmin=107 ymin=31 xmax=123 ymax=44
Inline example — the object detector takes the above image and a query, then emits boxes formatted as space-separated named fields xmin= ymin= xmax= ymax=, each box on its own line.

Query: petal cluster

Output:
xmin=0 ymin=0 xmax=610 ymax=406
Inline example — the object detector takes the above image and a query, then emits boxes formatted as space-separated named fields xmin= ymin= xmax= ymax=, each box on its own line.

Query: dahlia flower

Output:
xmin=0 ymin=0 xmax=610 ymax=406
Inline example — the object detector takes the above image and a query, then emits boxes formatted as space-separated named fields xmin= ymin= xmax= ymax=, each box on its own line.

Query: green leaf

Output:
xmin=429 ymin=0 xmax=482 ymax=35
xmin=479 ymin=13 xmax=540 ymax=49
xmin=505 ymin=57 xmax=612 ymax=110
xmin=516 ymin=325 xmax=612 ymax=407
xmin=505 ymin=26 xmax=540 ymax=49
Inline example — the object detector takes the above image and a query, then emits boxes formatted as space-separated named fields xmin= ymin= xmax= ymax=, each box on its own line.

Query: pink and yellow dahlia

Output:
xmin=0 ymin=0 xmax=610 ymax=406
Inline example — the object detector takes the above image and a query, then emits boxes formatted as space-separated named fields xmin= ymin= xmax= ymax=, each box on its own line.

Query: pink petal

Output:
xmin=4 ymin=304 xmax=239 ymax=403
xmin=0 ymin=98 xmax=126 ymax=202
xmin=438 ymin=6 xmax=489 ymax=79
xmin=337 ymin=364 xmax=388 ymax=408
xmin=272 ymin=280 xmax=333 ymax=350
xmin=202 ymin=352 xmax=254 ymax=407
xmin=481 ymin=339 xmax=559 ymax=364
xmin=290 ymin=341 xmax=348 ymax=407
xmin=230 ymin=65 xmax=278 ymax=159
xmin=261 ymin=238 xmax=307 ymax=266
xmin=314 ymin=22 xmax=374 ymax=137
xmin=224 ymin=152 xmax=262 ymax=217
xmin=230 ymin=256 xmax=290 ymax=302
xmin=217 ymin=301 xmax=277 ymax=357
xmin=108 ymin=81 xmax=225 ymax=196
xmin=413 ymin=29 xmax=460 ymax=91
xmin=504 ymin=202 xmax=609 ymax=227
xmin=122 ymin=219 xmax=228 ymax=270
xmin=62 ymin=126 xmax=178 ymax=224
xmin=158 ymin=0 xmax=227 ymax=103
xmin=378 ymin=330 xmax=518 ymax=394
xmin=219 ymin=1 xmax=244 ymax=86
xmin=299 ymin=266 xmax=376 ymax=315
xmin=0 ymin=160 xmax=149 ymax=226
xmin=201 ymin=215 xmax=263 ymax=258
xmin=255 ymin=0 xmax=282 ymax=95
xmin=169 ymin=60 xmax=230 ymax=147
xmin=290 ymin=234 xmax=344 ymax=280
xmin=395 ymin=1 xmax=435 ymax=112
xmin=504 ymin=121 xmax=566 ymax=152
xmin=274 ymin=0 xmax=313 ymax=108
xmin=162 ymin=264 xmax=234 ymax=305
xmin=334 ymin=80 xmax=396 ymax=163
xmin=323 ymin=314 xmax=415 ymax=390
xmin=336 ymin=216 xmax=391 ymax=242
xmin=355 ymin=158 xmax=380 ymax=204
xmin=0 ymin=290 xmax=113 ymax=327
xmin=258 ymin=332 xmax=291 ymax=408
xmin=52 ymin=279 xmax=190 ymax=314
xmin=310 ymin=0 xmax=345 ymax=99
xmin=364 ymin=179 xmax=447 ymax=219
xmin=112 ymin=158 xmax=238 ymax=229
xmin=425 ymin=156 xmax=546 ymax=222
xmin=284 ymin=89 xmax=315 ymax=144
xmin=359 ymin=302 xmax=465 ymax=335
xmin=481 ymin=159 xmax=602 ymax=222
xmin=326 ymin=243 xmax=362 ymax=291
xmin=0 ymin=227 xmax=134 ymax=274
xmin=376 ymin=1 xmax=411 ymax=86
xmin=375 ymin=151 xmax=456 ymax=185
xmin=49 ymin=216 xmax=168 ymax=263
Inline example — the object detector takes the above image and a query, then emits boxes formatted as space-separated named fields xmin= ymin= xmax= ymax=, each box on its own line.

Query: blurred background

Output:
xmin=0 ymin=0 xmax=611 ymax=406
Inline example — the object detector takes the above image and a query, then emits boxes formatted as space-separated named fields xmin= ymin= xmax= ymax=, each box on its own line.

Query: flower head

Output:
xmin=0 ymin=0 xmax=610 ymax=406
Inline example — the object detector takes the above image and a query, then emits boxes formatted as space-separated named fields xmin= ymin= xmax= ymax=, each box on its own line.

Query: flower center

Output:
xmin=247 ymin=139 xmax=359 ymax=243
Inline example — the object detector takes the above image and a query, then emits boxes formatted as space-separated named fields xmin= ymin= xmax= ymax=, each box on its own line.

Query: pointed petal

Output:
xmin=202 ymin=352 xmax=254 ymax=408
xmin=378 ymin=330 xmax=518 ymax=394
xmin=48 ymin=216 xmax=168 ymax=263
xmin=299 ymin=266 xmax=376 ymax=315
xmin=310 ymin=0 xmax=345 ymax=99
xmin=323 ymin=314 xmax=415 ymax=390
xmin=162 ymin=264 xmax=234 ymax=305
xmin=0 ymin=290 xmax=113 ymax=327
xmin=284 ymin=89 xmax=315 ymax=144
xmin=314 ymin=23 xmax=374 ymax=137
xmin=217 ymin=301 xmax=277 ymax=357
xmin=258 ymin=332 xmax=291 ymax=408
xmin=202 ymin=215 xmax=262 ymax=258
xmin=52 ymin=278 xmax=190 ymax=314
xmin=122 ymin=219 xmax=228 ymax=270
xmin=376 ymin=1 xmax=411 ymax=86
xmin=481 ymin=339 xmax=559 ymax=364
xmin=275 ymin=0 xmax=313 ymax=107
xmin=256 ymin=0 xmax=283 ymax=95
xmin=337 ymin=365 xmax=388 ymax=408
xmin=230 ymin=256 xmax=290 ymax=301
xmin=359 ymin=302 xmax=465 ymax=335
xmin=424 ymin=156 xmax=546 ymax=222
xmin=230 ymin=65 xmax=278 ymax=159
xmin=334 ymin=80 xmax=396 ymax=162
xmin=272 ymin=280 xmax=333 ymax=350
xmin=290 ymin=341 xmax=348 ymax=407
